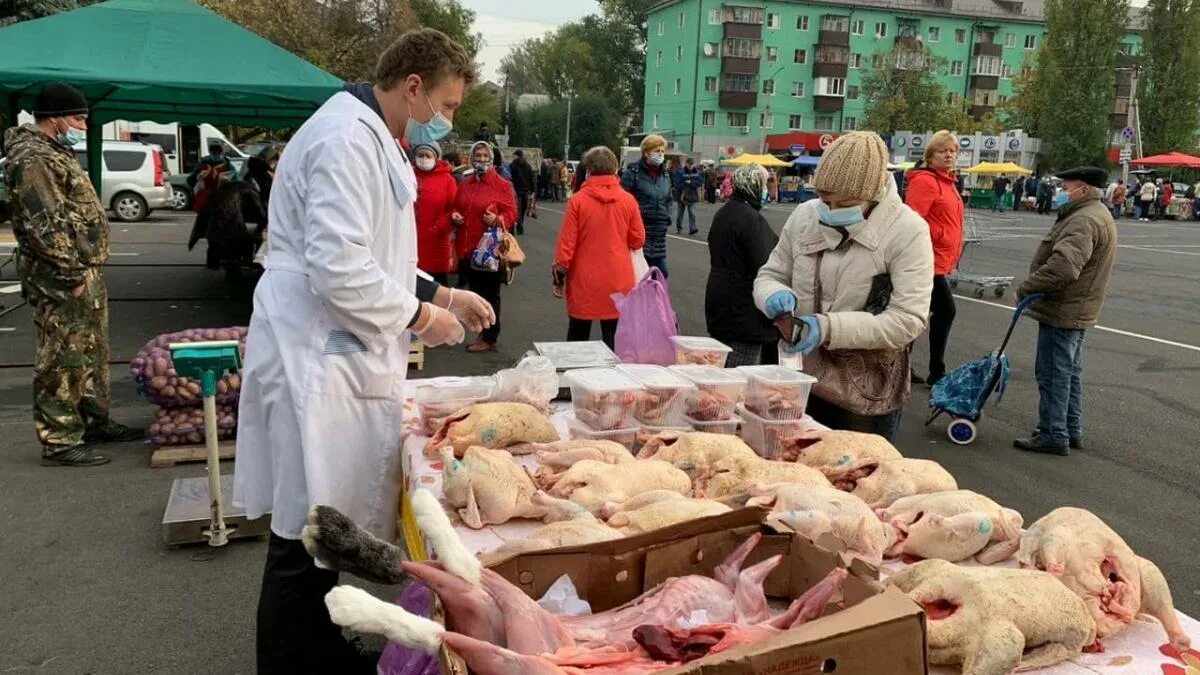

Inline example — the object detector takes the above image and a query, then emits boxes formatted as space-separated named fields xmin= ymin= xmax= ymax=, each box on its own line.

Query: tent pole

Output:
xmin=4 ymin=94 xmax=18 ymax=133
xmin=86 ymin=118 xmax=103 ymax=196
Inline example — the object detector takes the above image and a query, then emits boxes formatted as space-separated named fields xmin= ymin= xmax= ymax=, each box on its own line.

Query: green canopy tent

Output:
xmin=0 ymin=0 xmax=344 ymax=190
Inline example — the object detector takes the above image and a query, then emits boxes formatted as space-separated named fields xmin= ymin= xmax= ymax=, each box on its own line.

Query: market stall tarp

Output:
xmin=1129 ymin=151 xmax=1200 ymax=168
xmin=0 ymin=0 xmax=344 ymax=129
xmin=964 ymin=161 xmax=1032 ymax=175
xmin=792 ymin=156 xmax=821 ymax=168
xmin=724 ymin=153 xmax=791 ymax=168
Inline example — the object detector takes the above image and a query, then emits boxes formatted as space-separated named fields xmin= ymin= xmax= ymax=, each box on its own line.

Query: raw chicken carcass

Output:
xmin=440 ymin=447 xmax=545 ymax=528
xmin=604 ymin=497 xmax=731 ymax=535
xmin=599 ymin=490 xmax=689 ymax=520
xmin=1018 ymin=507 xmax=1190 ymax=651
xmin=548 ymin=459 xmax=692 ymax=513
xmin=527 ymin=439 xmax=635 ymax=468
xmin=424 ymin=402 xmax=559 ymax=458
xmin=698 ymin=455 xmax=832 ymax=499
xmin=637 ymin=431 xmax=758 ymax=479
xmin=744 ymin=483 xmax=891 ymax=564
xmin=878 ymin=490 xmax=1023 ymax=564
xmin=823 ymin=458 xmax=957 ymax=508
xmin=493 ymin=493 xmax=622 ymax=554
xmin=888 ymin=559 xmax=1096 ymax=675
xmin=776 ymin=429 xmax=903 ymax=467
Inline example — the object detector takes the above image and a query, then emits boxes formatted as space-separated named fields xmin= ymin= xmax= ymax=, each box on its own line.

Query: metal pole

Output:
xmin=564 ymin=92 xmax=572 ymax=161
xmin=201 ymin=370 xmax=229 ymax=547
xmin=1122 ymin=65 xmax=1139 ymax=185
xmin=504 ymin=76 xmax=511 ymax=136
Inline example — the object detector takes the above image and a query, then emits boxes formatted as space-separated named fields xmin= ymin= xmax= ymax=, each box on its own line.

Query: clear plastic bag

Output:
xmin=129 ymin=327 xmax=247 ymax=408
xmin=536 ymin=574 xmax=592 ymax=616
xmin=611 ymin=268 xmax=678 ymax=366
xmin=145 ymin=404 xmax=238 ymax=447
xmin=490 ymin=356 xmax=558 ymax=413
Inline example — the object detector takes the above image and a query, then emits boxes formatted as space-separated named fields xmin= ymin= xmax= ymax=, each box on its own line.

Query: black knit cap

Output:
xmin=32 ymin=82 xmax=88 ymax=117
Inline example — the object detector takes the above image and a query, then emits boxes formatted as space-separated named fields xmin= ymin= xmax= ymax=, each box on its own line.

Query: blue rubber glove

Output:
xmin=764 ymin=290 xmax=797 ymax=318
xmin=782 ymin=315 xmax=823 ymax=355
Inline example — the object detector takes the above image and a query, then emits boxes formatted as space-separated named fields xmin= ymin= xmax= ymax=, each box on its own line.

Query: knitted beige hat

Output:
xmin=813 ymin=131 xmax=890 ymax=202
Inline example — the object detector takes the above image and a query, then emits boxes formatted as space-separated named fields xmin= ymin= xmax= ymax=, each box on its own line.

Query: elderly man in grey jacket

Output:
xmin=1014 ymin=166 xmax=1117 ymax=456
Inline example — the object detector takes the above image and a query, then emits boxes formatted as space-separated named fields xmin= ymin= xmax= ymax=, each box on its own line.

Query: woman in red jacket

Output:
xmin=452 ymin=141 xmax=518 ymax=352
xmin=905 ymin=130 xmax=965 ymax=386
xmin=553 ymin=146 xmax=646 ymax=349
xmin=413 ymin=141 xmax=458 ymax=284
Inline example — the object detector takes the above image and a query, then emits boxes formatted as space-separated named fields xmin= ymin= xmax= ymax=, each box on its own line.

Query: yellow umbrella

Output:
xmin=964 ymin=161 xmax=1032 ymax=175
xmin=724 ymin=153 xmax=791 ymax=168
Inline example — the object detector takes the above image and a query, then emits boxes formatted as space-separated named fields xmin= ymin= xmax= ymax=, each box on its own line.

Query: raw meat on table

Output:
xmin=697 ymin=455 xmax=832 ymax=499
xmin=878 ymin=490 xmax=1023 ymax=564
xmin=743 ymin=483 xmax=892 ymax=564
xmin=424 ymin=402 xmax=559 ymax=458
xmin=603 ymin=495 xmax=731 ymax=534
xmin=546 ymin=459 xmax=692 ymax=513
xmin=525 ymin=439 xmax=636 ymax=468
xmin=888 ymin=559 xmax=1096 ymax=675
xmin=636 ymin=432 xmax=758 ymax=480
xmin=574 ymin=389 xmax=640 ymax=431
xmin=493 ymin=492 xmax=623 ymax=554
xmin=686 ymin=388 xmax=740 ymax=421
xmin=776 ymin=429 xmax=903 ymax=466
xmin=1018 ymin=507 xmax=1190 ymax=651
xmin=631 ymin=387 xmax=691 ymax=426
xmin=439 ymin=447 xmax=545 ymax=528
xmin=822 ymin=458 xmax=957 ymax=508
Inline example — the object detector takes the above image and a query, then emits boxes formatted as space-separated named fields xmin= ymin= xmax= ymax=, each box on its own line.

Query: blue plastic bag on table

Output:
xmin=611 ymin=267 xmax=678 ymax=365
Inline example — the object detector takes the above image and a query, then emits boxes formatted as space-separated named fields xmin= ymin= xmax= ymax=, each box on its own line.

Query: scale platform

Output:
xmin=162 ymin=475 xmax=271 ymax=546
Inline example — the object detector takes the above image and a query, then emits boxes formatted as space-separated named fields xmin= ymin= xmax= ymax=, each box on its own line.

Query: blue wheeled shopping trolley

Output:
xmin=925 ymin=293 xmax=1043 ymax=445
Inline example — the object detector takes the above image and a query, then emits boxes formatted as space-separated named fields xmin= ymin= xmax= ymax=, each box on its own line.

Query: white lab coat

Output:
xmin=233 ymin=92 xmax=420 ymax=542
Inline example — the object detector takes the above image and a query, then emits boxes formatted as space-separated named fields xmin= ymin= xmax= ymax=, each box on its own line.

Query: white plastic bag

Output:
xmin=536 ymin=574 xmax=592 ymax=616
xmin=630 ymin=248 xmax=650 ymax=282
xmin=491 ymin=355 xmax=559 ymax=413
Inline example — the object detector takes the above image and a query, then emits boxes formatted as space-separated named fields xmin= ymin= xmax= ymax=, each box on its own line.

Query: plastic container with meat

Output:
xmin=737 ymin=365 xmax=817 ymax=420
xmin=414 ymin=377 xmax=496 ymax=436
xmin=566 ymin=413 xmax=639 ymax=453
xmin=616 ymin=364 xmax=697 ymax=427
xmin=668 ymin=364 xmax=747 ymax=421
xmin=565 ymin=368 xmax=642 ymax=431
xmin=670 ymin=335 xmax=732 ymax=367
xmin=736 ymin=403 xmax=806 ymax=459
xmin=685 ymin=413 xmax=741 ymax=435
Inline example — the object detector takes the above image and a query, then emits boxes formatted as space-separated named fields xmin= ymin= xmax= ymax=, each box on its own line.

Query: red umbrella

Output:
xmin=1129 ymin=151 xmax=1200 ymax=168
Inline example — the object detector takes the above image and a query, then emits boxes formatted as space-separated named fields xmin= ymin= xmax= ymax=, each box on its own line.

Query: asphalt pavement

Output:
xmin=0 ymin=199 xmax=1197 ymax=673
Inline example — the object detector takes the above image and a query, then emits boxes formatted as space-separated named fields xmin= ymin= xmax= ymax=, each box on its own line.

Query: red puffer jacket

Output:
xmin=452 ymin=169 xmax=518 ymax=260
xmin=906 ymin=167 xmax=965 ymax=276
xmin=415 ymin=160 xmax=458 ymax=274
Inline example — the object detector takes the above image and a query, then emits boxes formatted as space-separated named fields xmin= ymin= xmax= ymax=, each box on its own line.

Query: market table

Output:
xmin=395 ymin=379 xmax=1200 ymax=675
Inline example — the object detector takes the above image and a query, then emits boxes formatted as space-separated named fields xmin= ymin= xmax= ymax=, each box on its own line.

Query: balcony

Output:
xmin=813 ymin=95 xmax=845 ymax=113
xmin=814 ymin=45 xmax=849 ymax=78
xmin=721 ymin=57 xmax=760 ymax=74
xmin=973 ymin=41 xmax=1002 ymax=57
xmin=895 ymin=21 xmax=921 ymax=48
xmin=818 ymin=28 xmax=850 ymax=47
xmin=724 ymin=22 xmax=762 ymax=39
xmin=970 ymin=74 xmax=1000 ymax=90
xmin=720 ymin=91 xmax=758 ymax=108
xmin=968 ymin=104 xmax=994 ymax=119
xmin=1110 ymin=98 xmax=1131 ymax=128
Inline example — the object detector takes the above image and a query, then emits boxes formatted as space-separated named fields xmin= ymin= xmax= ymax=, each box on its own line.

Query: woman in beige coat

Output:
xmin=753 ymin=132 xmax=933 ymax=440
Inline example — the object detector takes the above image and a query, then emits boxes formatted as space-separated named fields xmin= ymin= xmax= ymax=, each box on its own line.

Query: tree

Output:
xmin=0 ymin=0 xmax=81 ymax=27
xmin=861 ymin=45 xmax=965 ymax=134
xmin=499 ymin=41 xmax=546 ymax=96
xmin=1000 ymin=50 xmax=1047 ymax=136
xmin=1140 ymin=0 xmax=1200 ymax=153
xmin=509 ymin=93 xmax=622 ymax=159
xmin=411 ymin=0 xmax=479 ymax=58
xmin=1038 ymin=0 xmax=1129 ymax=168
xmin=451 ymin=85 xmax=501 ymax=139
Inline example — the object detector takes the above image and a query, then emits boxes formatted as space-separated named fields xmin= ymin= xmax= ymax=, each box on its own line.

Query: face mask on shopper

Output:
xmin=647 ymin=152 xmax=665 ymax=166
xmin=472 ymin=161 xmax=491 ymax=177
xmin=816 ymin=200 xmax=865 ymax=227
xmin=415 ymin=157 xmax=436 ymax=171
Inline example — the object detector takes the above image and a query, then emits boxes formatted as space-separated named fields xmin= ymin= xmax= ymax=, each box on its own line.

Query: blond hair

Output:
xmin=923 ymin=130 xmax=958 ymax=164
xmin=583 ymin=146 xmax=618 ymax=175
xmin=376 ymin=28 xmax=476 ymax=91
xmin=640 ymin=134 xmax=667 ymax=153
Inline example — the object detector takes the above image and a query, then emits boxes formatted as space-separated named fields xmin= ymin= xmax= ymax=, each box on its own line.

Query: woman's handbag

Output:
xmin=497 ymin=229 xmax=525 ymax=285
xmin=802 ymin=250 xmax=911 ymax=416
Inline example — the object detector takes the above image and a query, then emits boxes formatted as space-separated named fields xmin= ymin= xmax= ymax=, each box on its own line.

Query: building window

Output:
xmin=797 ymin=15 xmax=809 ymax=30
xmin=721 ymin=73 xmax=757 ymax=92
xmin=766 ymin=12 xmax=780 ymax=28
xmin=723 ymin=38 xmax=762 ymax=58
xmin=1001 ymin=63 xmax=1013 ymax=79
xmin=817 ymin=45 xmax=849 ymax=64
xmin=657 ymin=20 xmax=663 ymax=36
xmin=849 ymin=53 xmax=862 ymax=69
xmin=951 ymin=60 xmax=964 ymax=76
xmin=791 ymin=81 xmax=805 ymax=97
xmin=676 ymin=45 xmax=683 ymax=61
xmin=654 ymin=82 xmax=661 ymax=96
xmin=875 ymin=22 xmax=888 ymax=38
xmin=851 ymin=19 xmax=864 ymax=35
xmin=814 ymin=115 xmax=834 ymax=131
xmin=789 ymin=114 xmax=803 ymax=130
xmin=955 ymin=28 xmax=966 ymax=43
xmin=760 ymin=112 xmax=774 ymax=129
xmin=815 ymin=77 xmax=845 ymax=96
xmin=674 ymin=78 xmax=681 ymax=94
xmin=794 ymin=48 xmax=808 ymax=64
xmin=704 ymin=76 xmax=717 ymax=92
xmin=973 ymin=55 xmax=1002 ymax=76
xmin=822 ymin=15 xmax=849 ymax=32
xmin=766 ymin=46 xmax=778 ymax=62
xmin=727 ymin=111 xmax=749 ymax=127
xmin=973 ymin=89 xmax=997 ymax=107
xmin=1025 ymin=34 xmax=1037 ymax=50
xmin=762 ymin=79 xmax=775 ymax=95
xmin=847 ymin=85 xmax=860 ymax=100
xmin=679 ymin=12 xmax=685 ymax=28
xmin=703 ymin=42 xmax=719 ymax=56
xmin=928 ymin=26 xmax=940 ymax=42
xmin=656 ymin=51 xmax=663 ymax=67
xmin=702 ymin=110 xmax=715 ymax=127
xmin=843 ymin=116 xmax=858 ymax=130
xmin=1004 ymin=32 xmax=1015 ymax=48
xmin=652 ymin=113 xmax=659 ymax=128
xmin=708 ymin=8 xmax=721 ymax=25
xmin=727 ymin=6 xmax=764 ymax=24
xmin=977 ymin=29 xmax=996 ymax=44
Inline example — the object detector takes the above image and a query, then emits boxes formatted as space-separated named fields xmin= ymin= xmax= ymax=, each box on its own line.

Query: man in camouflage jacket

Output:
xmin=3 ymin=83 xmax=141 ymax=467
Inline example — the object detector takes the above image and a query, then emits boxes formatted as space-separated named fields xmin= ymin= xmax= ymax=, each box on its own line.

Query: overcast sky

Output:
xmin=462 ymin=0 xmax=596 ymax=83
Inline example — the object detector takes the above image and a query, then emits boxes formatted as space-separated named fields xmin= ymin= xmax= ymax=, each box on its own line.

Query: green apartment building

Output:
xmin=643 ymin=0 xmax=1143 ymax=160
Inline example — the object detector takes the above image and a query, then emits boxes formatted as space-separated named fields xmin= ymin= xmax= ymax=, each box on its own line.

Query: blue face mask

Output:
xmin=1053 ymin=191 xmax=1070 ymax=209
xmin=816 ymin=200 xmax=866 ymax=227
xmin=761 ymin=188 xmax=770 ymax=206
xmin=647 ymin=152 xmax=665 ymax=166
xmin=405 ymin=93 xmax=452 ymax=145
xmin=58 ymin=122 xmax=85 ymax=147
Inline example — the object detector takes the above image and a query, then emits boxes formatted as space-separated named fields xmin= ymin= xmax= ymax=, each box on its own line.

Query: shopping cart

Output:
xmin=947 ymin=211 xmax=1014 ymax=299
xmin=925 ymin=293 xmax=1043 ymax=445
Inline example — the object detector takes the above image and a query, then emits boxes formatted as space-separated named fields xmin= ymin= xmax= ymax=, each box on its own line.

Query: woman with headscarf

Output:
xmin=553 ymin=146 xmax=646 ymax=350
xmin=451 ymin=141 xmax=518 ymax=352
xmin=705 ymin=163 xmax=779 ymax=367
xmin=413 ymin=141 xmax=458 ymax=284
xmin=754 ymin=132 xmax=933 ymax=440
xmin=619 ymin=134 xmax=674 ymax=277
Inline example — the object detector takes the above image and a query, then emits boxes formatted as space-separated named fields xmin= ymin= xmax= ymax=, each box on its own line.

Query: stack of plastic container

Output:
xmin=564 ymin=368 xmax=643 ymax=451
xmin=413 ymin=377 xmax=495 ymax=436
xmin=669 ymin=336 xmax=733 ymax=366
xmin=669 ymin=364 xmax=747 ymax=434
xmin=616 ymin=364 xmax=696 ymax=439
xmin=736 ymin=365 xmax=817 ymax=458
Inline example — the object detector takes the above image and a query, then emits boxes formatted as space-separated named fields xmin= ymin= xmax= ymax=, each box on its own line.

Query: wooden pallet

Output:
xmin=150 ymin=440 xmax=236 ymax=468
xmin=409 ymin=340 xmax=425 ymax=371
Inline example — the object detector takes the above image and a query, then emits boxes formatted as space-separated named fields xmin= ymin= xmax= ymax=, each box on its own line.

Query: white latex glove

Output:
xmin=412 ymin=303 xmax=464 ymax=347
xmin=444 ymin=288 xmax=496 ymax=333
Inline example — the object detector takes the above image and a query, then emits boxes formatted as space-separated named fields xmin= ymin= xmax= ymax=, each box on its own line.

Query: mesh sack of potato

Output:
xmin=129 ymin=327 xmax=247 ymax=408
xmin=145 ymin=405 xmax=238 ymax=447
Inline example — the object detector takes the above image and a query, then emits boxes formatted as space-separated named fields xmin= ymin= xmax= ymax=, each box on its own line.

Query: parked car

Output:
xmin=72 ymin=140 xmax=172 ymax=222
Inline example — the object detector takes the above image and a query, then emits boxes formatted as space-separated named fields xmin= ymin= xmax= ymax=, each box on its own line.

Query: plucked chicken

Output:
xmin=776 ymin=429 xmax=903 ymax=467
xmin=424 ymin=402 xmax=560 ymax=458
xmin=743 ymin=483 xmax=892 ymax=564
xmin=877 ymin=490 xmax=1023 ymax=564
xmin=636 ymin=431 xmax=758 ymax=480
xmin=698 ymin=455 xmax=832 ymax=499
xmin=823 ymin=458 xmax=957 ymax=508
xmin=494 ymin=492 xmax=623 ymax=554
xmin=440 ymin=447 xmax=544 ymax=528
xmin=604 ymin=496 xmax=731 ymax=535
xmin=547 ymin=459 xmax=692 ymax=513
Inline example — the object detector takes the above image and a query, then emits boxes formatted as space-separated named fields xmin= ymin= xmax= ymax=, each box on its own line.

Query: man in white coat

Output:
xmin=232 ymin=29 xmax=494 ymax=673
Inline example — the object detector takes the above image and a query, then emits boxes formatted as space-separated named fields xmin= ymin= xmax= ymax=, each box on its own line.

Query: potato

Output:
xmin=161 ymin=385 xmax=176 ymax=398
xmin=160 ymin=423 xmax=175 ymax=434
xmin=167 ymin=434 xmax=180 ymax=445
xmin=167 ymin=368 xmax=177 ymax=377
xmin=217 ymin=380 xmax=229 ymax=395
xmin=154 ymin=357 xmax=169 ymax=374
xmin=227 ymin=374 xmax=241 ymax=390
xmin=177 ymin=389 xmax=195 ymax=402
xmin=185 ymin=431 xmax=202 ymax=444
xmin=149 ymin=376 xmax=168 ymax=389
xmin=185 ymin=381 xmax=202 ymax=395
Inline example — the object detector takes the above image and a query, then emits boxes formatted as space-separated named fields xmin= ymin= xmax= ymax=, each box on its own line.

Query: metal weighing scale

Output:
xmin=161 ymin=340 xmax=270 ymax=547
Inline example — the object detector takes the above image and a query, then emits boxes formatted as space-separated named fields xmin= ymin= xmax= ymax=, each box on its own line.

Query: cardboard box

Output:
xmin=437 ymin=507 xmax=927 ymax=674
